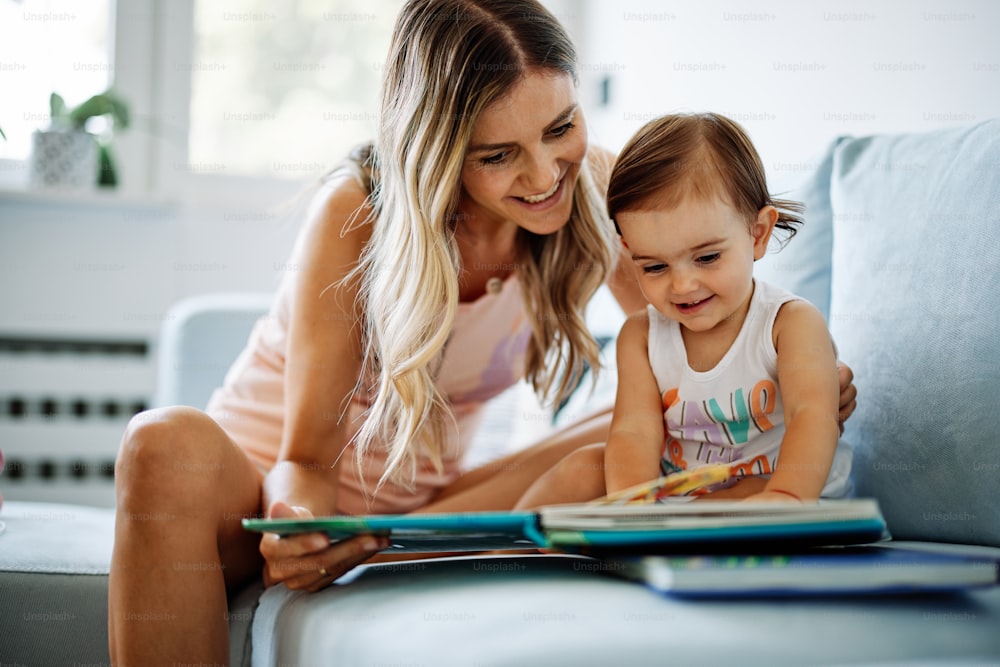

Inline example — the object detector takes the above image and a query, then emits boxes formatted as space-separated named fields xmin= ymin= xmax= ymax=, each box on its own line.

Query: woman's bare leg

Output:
xmin=109 ymin=406 xmax=265 ymax=666
xmin=513 ymin=443 xmax=607 ymax=509
xmin=423 ymin=408 xmax=612 ymax=513
xmin=362 ymin=420 xmax=612 ymax=564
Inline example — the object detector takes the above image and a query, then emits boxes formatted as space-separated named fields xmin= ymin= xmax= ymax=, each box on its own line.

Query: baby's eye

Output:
xmin=642 ymin=263 xmax=667 ymax=274
xmin=697 ymin=253 xmax=720 ymax=265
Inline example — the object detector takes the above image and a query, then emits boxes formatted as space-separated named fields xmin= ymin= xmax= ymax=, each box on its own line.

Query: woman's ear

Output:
xmin=751 ymin=205 xmax=779 ymax=261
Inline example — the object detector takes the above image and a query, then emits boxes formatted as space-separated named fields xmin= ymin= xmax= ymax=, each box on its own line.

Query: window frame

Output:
xmin=0 ymin=0 xmax=295 ymax=207
xmin=109 ymin=0 xmax=298 ymax=207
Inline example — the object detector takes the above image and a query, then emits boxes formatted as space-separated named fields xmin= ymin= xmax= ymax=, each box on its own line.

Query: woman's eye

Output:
xmin=550 ymin=122 xmax=575 ymax=137
xmin=697 ymin=253 xmax=720 ymax=264
xmin=480 ymin=152 xmax=509 ymax=166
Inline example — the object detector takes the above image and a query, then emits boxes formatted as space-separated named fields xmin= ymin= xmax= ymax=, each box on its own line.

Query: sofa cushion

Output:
xmin=252 ymin=553 xmax=1000 ymax=666
xmin=755 ymin=138 xmax=843 ymax=321
xmin=0 ymin=501 xmax=259 ymax=666
xmin=827 ymin=119 xmax=1000 ymax=547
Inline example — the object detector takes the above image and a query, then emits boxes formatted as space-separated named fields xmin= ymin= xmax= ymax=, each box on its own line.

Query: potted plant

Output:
xmin=29 ymin=88 xmax=130 ymax=189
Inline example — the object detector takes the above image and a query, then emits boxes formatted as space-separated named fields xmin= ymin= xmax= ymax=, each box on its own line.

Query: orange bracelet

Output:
xmin=770 ymin=488 xmax=802 ymax=501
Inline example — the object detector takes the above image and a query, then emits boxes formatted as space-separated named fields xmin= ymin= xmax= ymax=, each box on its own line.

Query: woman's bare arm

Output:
xmin=259 ymin=177 xmax=389 ymax=590
xmin=262 ymin=176 xmax=373 ymax=512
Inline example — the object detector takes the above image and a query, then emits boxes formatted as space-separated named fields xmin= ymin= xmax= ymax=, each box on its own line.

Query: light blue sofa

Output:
xmin=2 ymin=120 xmax=999 ymax=666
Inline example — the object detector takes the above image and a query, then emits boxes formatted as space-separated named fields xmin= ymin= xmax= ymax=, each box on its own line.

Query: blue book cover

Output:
xmin=604 ymin=546 xmax=1000 ymax=597
xmin=243 ymin=511 xmax=543 ymax=553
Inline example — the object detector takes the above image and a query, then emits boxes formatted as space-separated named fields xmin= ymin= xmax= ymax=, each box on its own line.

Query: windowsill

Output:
xmin=0 ymin=183 xmax=176 ymax=210
xmin=0 ymin=171 xmax=310 ymax=214
xmin=0 ymin=158 xmax=175 ymax=210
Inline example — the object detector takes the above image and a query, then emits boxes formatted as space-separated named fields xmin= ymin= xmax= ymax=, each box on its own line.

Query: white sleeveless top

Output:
xmin=646 ymin=280 xmax=852 ymax=497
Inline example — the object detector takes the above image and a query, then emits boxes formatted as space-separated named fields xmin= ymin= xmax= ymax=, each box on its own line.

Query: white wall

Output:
xmin=0 ymin=188 xmax=305 ymax=505
xmin=576 ymin=0 xmax=1000 ymax=192
xmin=0 ymin=189 xmax=304 ymax=338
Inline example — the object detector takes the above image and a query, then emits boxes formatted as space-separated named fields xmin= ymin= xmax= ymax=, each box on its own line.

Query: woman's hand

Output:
xmin=260 ymin=501 xmax=389 ymax=593
xmin=836 ymin=361 xmax=857 ymax=432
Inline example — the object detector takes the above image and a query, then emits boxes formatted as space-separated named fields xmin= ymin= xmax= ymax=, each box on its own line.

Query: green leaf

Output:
xmin=66 ymin=89 xmax=130 ymax=131
xmin=50 ymin=92 xmax=67 ymax=120
xmin=108 ymin=95 xmax=130 ymax=130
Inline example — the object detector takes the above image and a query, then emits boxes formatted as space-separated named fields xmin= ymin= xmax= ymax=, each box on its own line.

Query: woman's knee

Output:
xmin=116 ymin=406 xmax=228 ymax=498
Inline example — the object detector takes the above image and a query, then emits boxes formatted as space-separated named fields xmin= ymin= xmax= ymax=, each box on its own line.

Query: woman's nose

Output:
xmin=522 ymin=150 xmax=559 ymax=194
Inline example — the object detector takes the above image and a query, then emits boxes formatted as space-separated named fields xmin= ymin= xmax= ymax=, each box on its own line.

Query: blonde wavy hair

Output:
xmin=348 ymin=0 xmax=615 ymax=492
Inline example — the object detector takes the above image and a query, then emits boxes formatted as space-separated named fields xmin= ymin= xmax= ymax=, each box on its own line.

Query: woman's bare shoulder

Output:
xmin=286 ymin=174 xmax=374 ymax=275
xmin=311 ymin=175 xmax=373 ymax=232
xmin=303 ymin=174 xmax=374 ymax=246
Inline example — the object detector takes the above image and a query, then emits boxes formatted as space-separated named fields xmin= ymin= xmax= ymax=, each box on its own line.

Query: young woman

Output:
xmin=108 ymin=2 xmax=857 ymax=663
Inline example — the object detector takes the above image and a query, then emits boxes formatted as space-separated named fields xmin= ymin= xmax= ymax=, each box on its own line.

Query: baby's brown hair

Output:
xmin=607 ymin=112 xmax=803 ymax=245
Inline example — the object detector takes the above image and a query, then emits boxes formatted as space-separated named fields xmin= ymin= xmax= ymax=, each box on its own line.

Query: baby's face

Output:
xmin=618 ymin=194 xmax=775 ymax=334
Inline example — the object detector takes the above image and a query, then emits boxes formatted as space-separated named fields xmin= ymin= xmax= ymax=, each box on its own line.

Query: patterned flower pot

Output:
xmin=29 ymin=129 xmax=99 ymax=189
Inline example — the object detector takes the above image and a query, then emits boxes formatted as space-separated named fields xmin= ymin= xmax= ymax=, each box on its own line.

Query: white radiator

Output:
xmin=0 ymin=336 xmax=155 ymax=507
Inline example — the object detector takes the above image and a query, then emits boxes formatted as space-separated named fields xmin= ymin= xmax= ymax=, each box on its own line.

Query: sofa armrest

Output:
xmin=155 ymin=292 xmax=273 ymax=410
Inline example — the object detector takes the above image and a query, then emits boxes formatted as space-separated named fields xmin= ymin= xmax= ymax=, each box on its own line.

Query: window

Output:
xmin=188 ymin=0 xmax=403 ymax=179
xmin=0 ymin=0 xmax=112 ymax=162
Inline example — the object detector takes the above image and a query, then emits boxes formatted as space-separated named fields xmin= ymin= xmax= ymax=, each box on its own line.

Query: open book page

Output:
xmin=595 ymin=464 xmax=733 ymax=504
xmin=536 ymin=498 xmax=888 ymax=553
xmin=538 ymin=499 xmax=885 ymax=530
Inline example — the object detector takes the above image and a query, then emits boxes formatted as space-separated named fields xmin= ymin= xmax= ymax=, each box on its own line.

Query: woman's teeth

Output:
xmin=519 ymin=178 xmax=561 ymax=203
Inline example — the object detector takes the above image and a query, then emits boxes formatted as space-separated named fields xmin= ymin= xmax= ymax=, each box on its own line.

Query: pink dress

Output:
xmin=206 ymin=274 xmax=530 ymax=515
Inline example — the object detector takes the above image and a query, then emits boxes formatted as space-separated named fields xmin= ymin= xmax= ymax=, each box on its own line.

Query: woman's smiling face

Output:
xmin=459 ymin=69 xmax=588 ymax=236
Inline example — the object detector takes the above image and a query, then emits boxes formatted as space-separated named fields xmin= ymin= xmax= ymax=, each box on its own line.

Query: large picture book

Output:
xmin=242 ymin=498 xmax=888 ymax=555
xmin=535 ymin=499 xmax=887 ymax=553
